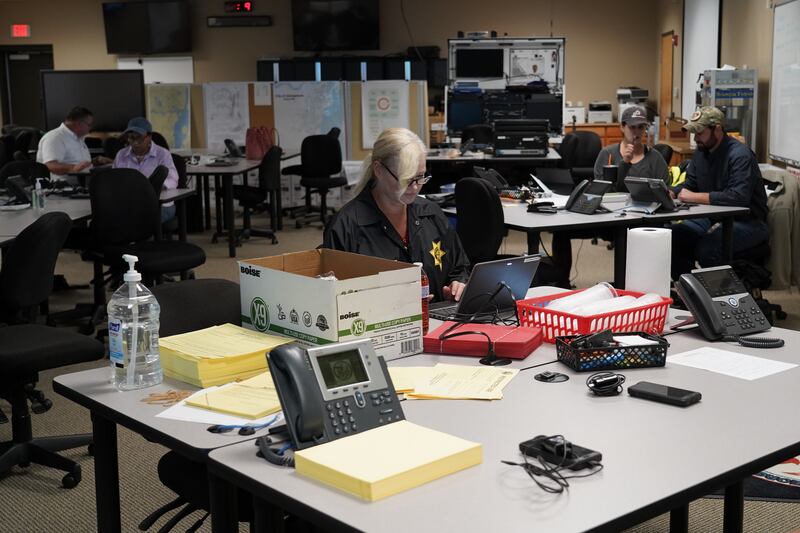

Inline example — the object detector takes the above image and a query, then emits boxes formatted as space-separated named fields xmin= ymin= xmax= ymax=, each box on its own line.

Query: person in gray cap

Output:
xmin=547 ymin=105 xmax=670 ymax=288
xmin=112 ymin=117 xmax=179 ymax=222
xmin=668 ymin=106 xmax=768 ymax=279
xmin=593 ymin=105 xmax=669 ymax=186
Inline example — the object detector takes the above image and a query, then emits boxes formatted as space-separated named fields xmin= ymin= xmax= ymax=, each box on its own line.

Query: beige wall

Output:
xmin=0 ymin=0 xmax=656 ymax=115
xmin=720 ymin=0 xmax=773 ymax=159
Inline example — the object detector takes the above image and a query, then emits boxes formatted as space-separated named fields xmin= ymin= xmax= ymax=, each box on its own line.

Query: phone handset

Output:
xmin=268 ymin=343 xmax=325 ymax=446
xmin=675 ymin=273 xmax=726 ymax=340
xmin=224 ymin=138 xmax=243 ymax=158
xmin=565 ymin=180 xmax=590 ymax=211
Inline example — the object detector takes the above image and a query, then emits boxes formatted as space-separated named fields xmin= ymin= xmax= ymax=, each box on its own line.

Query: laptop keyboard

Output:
xmin=429 ymin=304 xmax=459 ymax=321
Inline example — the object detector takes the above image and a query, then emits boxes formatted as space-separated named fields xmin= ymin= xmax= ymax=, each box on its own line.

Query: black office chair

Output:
xmin=233 ymin=146 xmax=281 ymax=245
xmin=0 ymin=160 xmax=49 ymax=188
xmin=160 ymin=153 xmax=191 ymax=239
xmin=137 ymin=279 xmax=252 ymax=532
xmin=11 ymin=127 xmax=43 ymax=160
xmin=461 ymin=124 xmax=493 ymax=146
xmin=731 ymin=243 xmax=786 ymax=325
xmin=86 ymin=169 xmax=206 ymax=319
xmin=653 ymin=143 xmax=674 ymax=167
xmin=149 ymin=165 xmax=169 ymax=197
xmin=0 ymin=213 xmax=105 ymax=488
xmin=282 ymin=134 xmax=345 ymax=228
xmin=103 ymin=135 xmax=125 ymax=159
xmin=151 ymin=131 xmax=170 ymax=150
xmin=0 ymin=134 xmax=15 ymax=168
xmin=560 ymin=131 xmax=602 ymax=183
xmin=455 ymin=177 xmax=508 ymax=265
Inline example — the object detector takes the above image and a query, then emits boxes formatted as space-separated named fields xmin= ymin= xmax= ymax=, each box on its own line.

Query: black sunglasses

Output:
xmin=380 ymin=161 xmax=431 ymax=186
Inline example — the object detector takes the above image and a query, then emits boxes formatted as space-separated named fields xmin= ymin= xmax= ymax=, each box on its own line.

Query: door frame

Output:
xmin=0 ymin=44 xmax=53 ymax=127
xmin=659 ymin=31 xmax=674 ymax=125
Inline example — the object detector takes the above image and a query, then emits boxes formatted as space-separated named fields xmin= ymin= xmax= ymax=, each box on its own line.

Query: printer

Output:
xmin=588 ymin=101 xmax=613 ymax=123
xmin=493 ymin=119 xmax=549 ymax=156
xmin=616 ymin=87 xmax=649 ymax=122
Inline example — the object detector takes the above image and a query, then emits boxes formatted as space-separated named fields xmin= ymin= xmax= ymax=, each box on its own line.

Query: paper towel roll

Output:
xmin=548 ymin=282 xmax=617 ymax=312
xmin=625 ymin=228 xmax=672 ymax=298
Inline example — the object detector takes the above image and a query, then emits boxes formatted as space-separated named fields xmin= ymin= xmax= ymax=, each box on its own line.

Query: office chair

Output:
xmin=161 ymin=154 xmax=191 ymax=239
xmin=137 ymin=279 xmax=252 ymax=532
xmin=86 ymin=169 xmax=206 ymax=323
xmin=103 ymin=135 xmax=125 ymax=159
xmin=149 ymin=165 xmax=169 ymax=197
xmin=84 ymin=136 xmax=102 ymax=151
xmin=455 ymin=177 xmax=509 ymax=265
xmin=460 ymin=124 xmax=493 ymax=147
xmin=150 ymin=131 xmax=170 ymax=150
xmin=0 ymin=160 xmax=49 ymax=187
xmin=653 ymin=143 xmax=674 ymax=166
xmin=233 ymin=146 xmax=281 ymax=245
xmin=0 ymin=134 xmax=15 ymax=168
xmin=11 ymin=127 xmax=43 ymax=160
xmin=282 ymin=134 xmax=345 ymax=228
xmin=559 ymin=131 xmax=602 ymax=182
xmin=0 ymin=213 xmax=105 ymax=488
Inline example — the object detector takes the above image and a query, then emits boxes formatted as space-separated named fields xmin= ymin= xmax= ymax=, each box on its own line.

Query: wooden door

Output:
xmin=660 ymin=32 xmax=674 ymax=125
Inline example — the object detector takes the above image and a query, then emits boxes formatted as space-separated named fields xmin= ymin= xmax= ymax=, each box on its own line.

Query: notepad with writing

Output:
xmin=294 ymin=420 xmax=482 ymax=501
xmin=184 ymin=372 xmax=282 ymax=419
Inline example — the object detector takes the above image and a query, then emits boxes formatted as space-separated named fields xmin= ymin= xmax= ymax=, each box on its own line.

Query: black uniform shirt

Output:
xmin=322 ymin=187 xmax=470 ymax=301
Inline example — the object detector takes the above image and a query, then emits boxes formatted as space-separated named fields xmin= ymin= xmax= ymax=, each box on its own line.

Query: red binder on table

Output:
xmin=423 ymin=322 xmax=543 ymax=360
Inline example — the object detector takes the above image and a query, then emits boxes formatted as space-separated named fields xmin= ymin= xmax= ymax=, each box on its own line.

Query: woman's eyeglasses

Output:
xmin=380 ymin=162 xmax=431 ymax=186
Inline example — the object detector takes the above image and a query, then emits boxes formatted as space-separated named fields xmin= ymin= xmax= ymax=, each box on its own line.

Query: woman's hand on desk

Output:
xmin=443 ymin=281 xmax=466 ymax=302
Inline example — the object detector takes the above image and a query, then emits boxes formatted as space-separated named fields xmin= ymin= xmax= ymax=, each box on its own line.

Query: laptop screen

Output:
xmin=453 ymin=255 xmax=541 ymax=316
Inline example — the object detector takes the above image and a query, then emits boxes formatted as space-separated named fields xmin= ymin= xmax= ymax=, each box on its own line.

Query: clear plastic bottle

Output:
xmin=108 ymin=254 xmax=163 ymax=390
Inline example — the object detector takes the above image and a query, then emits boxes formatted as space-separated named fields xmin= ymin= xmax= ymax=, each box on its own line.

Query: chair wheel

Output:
xmin=62 ymin=467 xmax=81 ymax=489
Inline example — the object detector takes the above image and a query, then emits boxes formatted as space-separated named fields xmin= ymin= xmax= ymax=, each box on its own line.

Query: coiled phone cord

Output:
xmin=725 ymin=335 xmax=785 ymax=349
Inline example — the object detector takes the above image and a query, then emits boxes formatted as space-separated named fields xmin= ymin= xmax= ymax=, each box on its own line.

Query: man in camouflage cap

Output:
xmin=669 ymin=106 xmax=768 ymax=279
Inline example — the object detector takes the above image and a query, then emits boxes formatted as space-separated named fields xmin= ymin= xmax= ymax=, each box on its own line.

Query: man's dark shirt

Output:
xmin=684 ymin=135 xmax=767 ymax=221
xmin=323 ymin=187 xmax=470 ymax=301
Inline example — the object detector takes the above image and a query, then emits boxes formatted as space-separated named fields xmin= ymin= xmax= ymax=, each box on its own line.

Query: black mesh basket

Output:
xmin=555 ymin=332 xmax=668 ymax=372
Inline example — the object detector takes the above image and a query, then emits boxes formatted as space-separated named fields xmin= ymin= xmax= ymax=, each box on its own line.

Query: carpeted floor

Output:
xmin=2 ymin=210 xmax=800 ymax=532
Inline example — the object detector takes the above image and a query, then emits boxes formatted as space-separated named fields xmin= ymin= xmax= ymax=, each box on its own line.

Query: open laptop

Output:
xmin=429 ymin=255 xmax=541 ymax=321
xmin=624 ymin=176 xmax=690 ymax=214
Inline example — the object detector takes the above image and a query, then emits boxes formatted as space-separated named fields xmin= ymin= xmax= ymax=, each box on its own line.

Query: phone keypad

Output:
xmin=325 ymin=390 xmax=402 ymax=437
xmin=718 ymin=297 xmax=769 ymax=333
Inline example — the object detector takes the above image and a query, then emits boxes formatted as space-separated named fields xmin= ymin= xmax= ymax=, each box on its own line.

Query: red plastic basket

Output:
xmin=517 ymin=290 xmax=672 ymax=343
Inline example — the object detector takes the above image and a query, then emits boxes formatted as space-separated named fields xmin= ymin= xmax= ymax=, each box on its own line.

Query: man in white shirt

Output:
xmin=36 ymin=106 xmax=111 ymax=181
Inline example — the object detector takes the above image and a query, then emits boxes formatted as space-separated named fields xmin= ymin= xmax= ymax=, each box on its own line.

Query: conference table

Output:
xmin=173 ymin=149 xmax=262 ymax=258
xmin=53 ymin=283 xmax=800 ymax=533
xmin=205 ymin=318 xmax=800 ymax=533
xmin=446 ymin=201 xmax=749 ymax=289
xmin=0 ymin=188 xmax=196 ymax=247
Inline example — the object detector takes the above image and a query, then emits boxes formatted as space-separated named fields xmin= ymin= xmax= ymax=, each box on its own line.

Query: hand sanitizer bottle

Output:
xmin=108 ymin=254 xmax=163 ymax=390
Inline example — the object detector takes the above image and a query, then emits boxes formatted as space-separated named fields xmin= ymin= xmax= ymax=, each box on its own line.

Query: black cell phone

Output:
xmin=628 ymin=381 xmax=701 ymax=407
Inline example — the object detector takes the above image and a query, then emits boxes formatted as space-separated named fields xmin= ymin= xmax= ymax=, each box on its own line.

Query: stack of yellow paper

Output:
xmin=184 ymin=372 xmax=282 ymax=419
xmin=389 ymin=364 xmax=518 ymax=400
xmin=159 ymin=324 xmax=290 ymax=387
xmin=295 ymin=420 xmax=482 ymax=501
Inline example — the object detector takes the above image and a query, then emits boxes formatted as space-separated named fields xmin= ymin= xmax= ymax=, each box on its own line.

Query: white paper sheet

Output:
xmin=669 ymin=347 xmax=796 ymax=380
xmin=361 ymin=81 xmax=410 ymax=148
xmin=203 ymin=82 xmax=250 ymax=151
xmin=253 ymin=82 xmax=272 ymax=106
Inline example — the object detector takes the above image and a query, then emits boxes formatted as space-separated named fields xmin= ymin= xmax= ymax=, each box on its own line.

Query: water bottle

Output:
xmin=32 ymin=179 xmax=46 ymax=210
xmin=415 ymin=262 xmax=430 ymax=335
xmin=108 ymin=254 xmax=163 ymax=390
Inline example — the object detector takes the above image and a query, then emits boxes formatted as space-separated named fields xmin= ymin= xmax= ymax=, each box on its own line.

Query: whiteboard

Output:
xmin=769 ymin=0 xmax=800 ymax=166
xmin=682 ymin=0 xmax=720 ymax=120
xmin=117 ymin=57 xmax=194 ymax=84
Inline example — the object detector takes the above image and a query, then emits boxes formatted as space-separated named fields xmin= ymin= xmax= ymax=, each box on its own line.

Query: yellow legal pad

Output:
xmin=184 ymin=372 xmax=282 ymax=419
xmin=158 ymin=324 xmax=290 ymax=388
xmin=294 ymin=420 xmax=482 ymax=501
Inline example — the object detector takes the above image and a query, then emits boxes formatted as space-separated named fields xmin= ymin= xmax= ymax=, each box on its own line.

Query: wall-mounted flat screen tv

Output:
xmin=103 ymin=1 xmax=191 ymax=54
xmin=292 ymin=0 xmax=379 ymax=51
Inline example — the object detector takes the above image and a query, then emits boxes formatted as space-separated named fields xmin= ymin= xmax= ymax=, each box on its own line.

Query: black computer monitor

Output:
xmin=447 ymin=99 xmax=483 ymax=134
xmin=525 ymin=94 xmax=563 ymax=133
xmin=455 ymin=49 xmax=504 ymax=79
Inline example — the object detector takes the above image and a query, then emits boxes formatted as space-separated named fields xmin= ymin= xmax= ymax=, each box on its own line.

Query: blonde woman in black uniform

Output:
xmin=323 ymin=128 xmax=469 ymax=302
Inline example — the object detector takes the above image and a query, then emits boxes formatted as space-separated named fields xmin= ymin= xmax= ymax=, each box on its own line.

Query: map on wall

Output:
xmin=361 ymin=81 xmax=410 ymax=148
xmin=272 ymin=82 xmax=346 ymax=157
xmin=146 ymin=84 xmax=191 ymax=150
xmin=203 ymin=82 xmax=250 ymax=151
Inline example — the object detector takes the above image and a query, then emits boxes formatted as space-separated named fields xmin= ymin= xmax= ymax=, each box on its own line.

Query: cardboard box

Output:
xmin=239 ymin=249 xmax=423 ymax=359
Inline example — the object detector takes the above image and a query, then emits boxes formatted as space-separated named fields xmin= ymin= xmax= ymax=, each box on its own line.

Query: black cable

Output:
xmin=399 ymin=0 xmax=424 ymax=63
xmin=585 ymin=372 xmax=626 ymax=397
xmin=518 ymin=359 xmax=559 ymax=372
xmin=724 ymin=335 xmax=785 ymax=349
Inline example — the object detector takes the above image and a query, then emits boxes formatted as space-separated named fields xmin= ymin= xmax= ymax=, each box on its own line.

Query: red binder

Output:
xmin=423 ymin=322 xmax=543 ymax=359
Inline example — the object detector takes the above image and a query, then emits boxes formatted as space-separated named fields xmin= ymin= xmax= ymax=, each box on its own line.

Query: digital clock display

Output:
xmin=224 ymin=1 xmax=253 ymax=13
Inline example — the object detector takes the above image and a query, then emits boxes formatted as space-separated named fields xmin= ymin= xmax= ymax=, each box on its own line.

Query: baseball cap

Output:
xmin=620 ymin=105 xmax=648 ymax=126
xmin=683 ymin=106 xmax=724 ymax=133
xmin=124 ymin=117 xmax=152 ymax=136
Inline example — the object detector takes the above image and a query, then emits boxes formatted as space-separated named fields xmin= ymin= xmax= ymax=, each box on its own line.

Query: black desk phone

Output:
xmin=676 ymin=265 xmax=770 ymax=341
xmin=224 ymin=138 xmax=243 ymax=158
xmin=268 ymin=339 xmax=404 ymax=451
xmin=565 ymin=179 xmax=613 ymax=214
